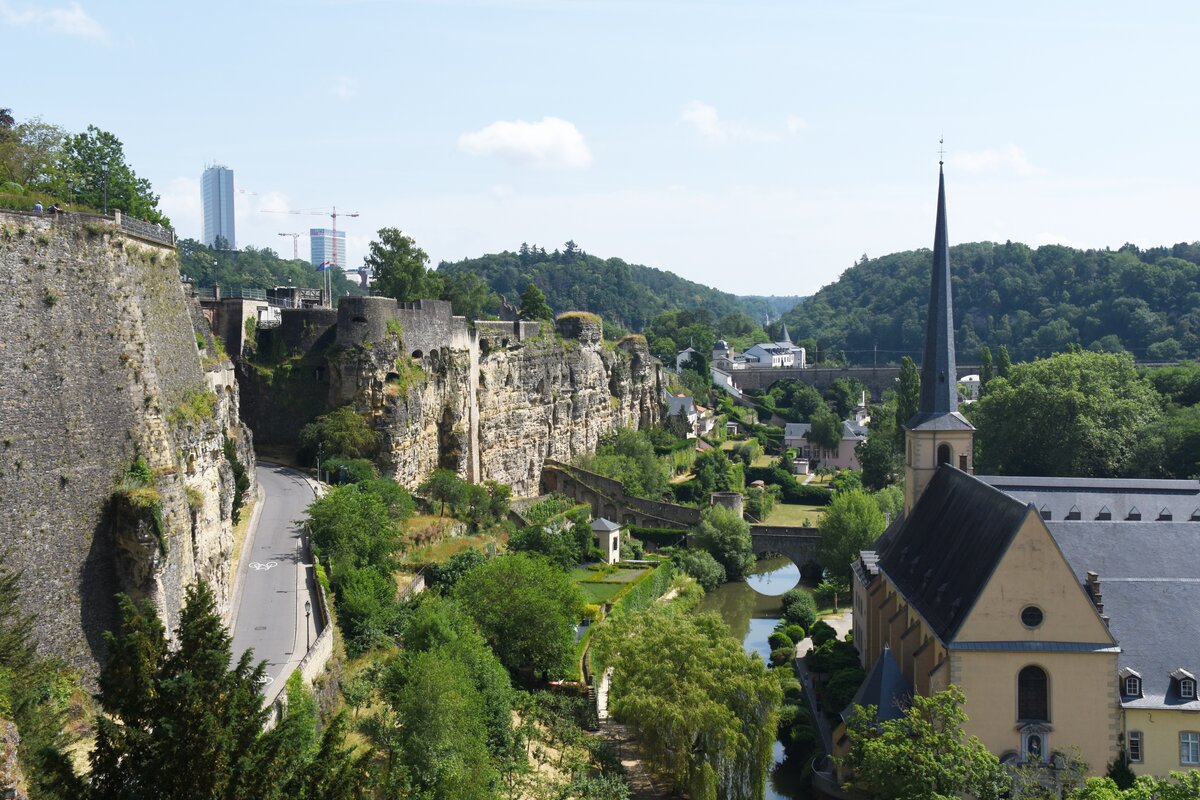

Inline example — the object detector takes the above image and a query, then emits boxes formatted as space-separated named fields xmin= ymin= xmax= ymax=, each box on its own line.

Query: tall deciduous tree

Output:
xmin=971 ymin=350 xmax=1161 ymax=477
xmin=996 ymin=344 xmax=1012 ymax=378
xmin=818 ymin=488 xmax=886 ymax=582
xmin=366 ymin=227 xmax=442 ymax=302
xmin=52 ymin=125 xmax=165 ymax=222
xmin=841 ymin=686 xmax=1009 ymax=800
xmin=454 ymin=553 xmax=585 ymax=680
xmin=693 ymin=504 xmax=755 ymax=580
xmin=894 ymin=356 xmax=920 ymax=447
xmin=978 ymin=345 xmax=994 ymax=394
xmin=518 ymin=283 xmax=553 ymax=321
xmin=591 ymin=604 xmax=781 ymax=800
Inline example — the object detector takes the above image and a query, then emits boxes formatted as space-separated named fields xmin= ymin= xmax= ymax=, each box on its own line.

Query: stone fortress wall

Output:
xmin=248 ymin=295 xmax=667 ymax=496
xmin=0 ymin=210 xmax=254 ymax=673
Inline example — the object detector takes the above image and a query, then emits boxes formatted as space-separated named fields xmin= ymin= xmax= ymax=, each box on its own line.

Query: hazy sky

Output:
xmin=4 ymin=1 xmax=1197 ymax=295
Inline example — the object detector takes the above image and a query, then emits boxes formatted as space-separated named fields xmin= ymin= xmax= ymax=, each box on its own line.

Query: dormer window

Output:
xmin=1066 ymin=505 xmax=1082 ymax=521
xmin=1125 ymin=676 xmax=1142 ymax=697
xmin=1097 ymin=505 xmax=1112 ymax=521
xmin=1171 ymin=668 xmax=1196 ymax=700
xmin=1040 ymin=505 xmax=1052 ymax=521
xmin=1127 ymin=506 xmax=1142 ymax=521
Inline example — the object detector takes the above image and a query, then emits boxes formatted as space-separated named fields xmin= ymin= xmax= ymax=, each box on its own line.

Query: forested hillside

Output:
xmin=437 ymin=241 xmax=801 ymax=331
xmin=783 ymin=241 xmax=1200 ymax=364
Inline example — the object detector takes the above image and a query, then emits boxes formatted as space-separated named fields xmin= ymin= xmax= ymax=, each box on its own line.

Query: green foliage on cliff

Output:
xmin=782 ymin=240 xmax=1200 ymax=364
xmin=0 ymin=111 xmax=169 ymax=223
xmin=437 ymin=242 xmax=793 ymax=331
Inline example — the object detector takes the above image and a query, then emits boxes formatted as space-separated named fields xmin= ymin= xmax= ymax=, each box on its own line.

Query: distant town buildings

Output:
xmin=201 ymin=165 xmax=236 ymax=249
xmin=711 ymin=324 xmax=807 ymax=372
xmin=310 ymin=228 xmax=347 ymax=270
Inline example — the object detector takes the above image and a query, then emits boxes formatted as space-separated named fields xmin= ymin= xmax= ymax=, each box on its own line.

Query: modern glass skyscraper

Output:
xmin=310 ymin=228 xmax=348 ymax=269
xmin=201 ymin=165 xmax=236 ymax=249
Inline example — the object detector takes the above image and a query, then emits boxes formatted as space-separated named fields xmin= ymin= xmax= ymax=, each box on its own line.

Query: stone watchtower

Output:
xmin=904 ymin=164 xmax=976 ymax=514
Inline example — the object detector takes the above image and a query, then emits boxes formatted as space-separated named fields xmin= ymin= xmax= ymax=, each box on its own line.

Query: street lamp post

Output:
xmin=304 ymin=600 xmax=312 ymax=651
xmin=101 ymin=160 xmax=110 ymax=215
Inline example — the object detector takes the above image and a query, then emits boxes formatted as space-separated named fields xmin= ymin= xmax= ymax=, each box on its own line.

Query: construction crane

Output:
xmin=261 ymin=206 xmax=359 ymax=307
xmin=277 ymin=232 xmax=308 ymax=260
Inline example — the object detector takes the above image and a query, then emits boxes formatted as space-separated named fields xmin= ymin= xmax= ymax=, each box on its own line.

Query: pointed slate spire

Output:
xmin=779 ymin=322 xmax=791 ymax=344
xmin=918 ymin=164 xmax=958 ymax=416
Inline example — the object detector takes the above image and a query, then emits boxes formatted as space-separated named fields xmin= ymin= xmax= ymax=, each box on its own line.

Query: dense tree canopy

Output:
xmin=88 ymin=583 xmax=362 ymax=799
xmin=437 ymin=243 xmax=799 ymax=332
xmin=783 ymin=240 xmax=1200 ymax=364
xmin=842 ymin=686 xmax=1008 ymax=800
xmin=693 ymin=504 xmax=755 ymax=580
xmin=177 ymin=239 xmax=365 ymax=297
xmin=592 ymin=603 xmax=781 ymax=800
xmin=970 ymin=349 xmax=1162 ymax=477
xmin=454 ymin=553 xmax=585 ymax=680
xmin=366 ymin=227 xmax=442 ymax=303
xmin=818 ymin=489 xmax=887 ymax=582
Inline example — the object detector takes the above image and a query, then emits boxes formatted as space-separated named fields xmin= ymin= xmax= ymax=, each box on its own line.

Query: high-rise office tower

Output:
xmin=201 ymin=165 xmax=236 ymax=249
xmin=310 ymin=228 xmax=348 ymax=269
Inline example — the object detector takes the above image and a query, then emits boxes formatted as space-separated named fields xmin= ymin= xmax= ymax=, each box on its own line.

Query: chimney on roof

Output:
xmin=1085 ymin=571 xmax=1104 ymax=615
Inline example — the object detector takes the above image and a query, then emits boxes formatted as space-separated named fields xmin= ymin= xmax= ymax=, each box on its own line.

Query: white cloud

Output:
xmin=458 ymin=117 xmax=592 ymax=169
xmin=0 ymin=1 xmax=106 ymax=40
xmin=949 ymin=144 xmax=1041 ymax=176
xmin=331 ymin=76 xmax=358 ymax=100
xmin=680 ymin=101 xmax=802 ymax=145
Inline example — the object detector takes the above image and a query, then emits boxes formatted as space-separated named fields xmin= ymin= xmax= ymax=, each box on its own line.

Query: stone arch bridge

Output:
xmin=731 ymin=364 xmax=981 ymax=402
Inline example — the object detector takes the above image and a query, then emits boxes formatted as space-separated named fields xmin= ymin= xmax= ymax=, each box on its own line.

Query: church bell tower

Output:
xmin=903 ymin=163 xmax=975 ymax=514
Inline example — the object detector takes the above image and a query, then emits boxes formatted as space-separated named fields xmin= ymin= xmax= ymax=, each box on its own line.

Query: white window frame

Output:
xmin=1182 ymin=731 xmax=1200 ymax=765
xmin=1182 ymin=679 xmax=1197 ymax=700
xmin=1128 ymin=730 xmax=1143 ymax=763
xmin=1124 ymin=676 xmax=1141 ymax=696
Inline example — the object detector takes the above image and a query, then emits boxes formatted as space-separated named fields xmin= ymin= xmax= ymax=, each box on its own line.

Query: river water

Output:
xmin=698 ymin=556 xmax=810 ymax=800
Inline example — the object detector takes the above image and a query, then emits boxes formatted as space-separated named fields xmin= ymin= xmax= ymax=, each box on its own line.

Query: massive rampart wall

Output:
xmin=245 ymin=297 xmax=667 ymax=495
xmin=0 ymin=212 xmax=253 ymax=672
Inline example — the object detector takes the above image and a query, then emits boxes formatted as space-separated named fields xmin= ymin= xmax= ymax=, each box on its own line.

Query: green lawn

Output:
xmin=579 ymin=582 xmax=625 ymax=603
xmin=764 ymin=502 xmax=825 ymax=527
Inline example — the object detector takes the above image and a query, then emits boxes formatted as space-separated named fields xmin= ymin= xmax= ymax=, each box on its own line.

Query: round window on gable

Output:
xmin=1021 ymin=605 xmax=1045 ymax=628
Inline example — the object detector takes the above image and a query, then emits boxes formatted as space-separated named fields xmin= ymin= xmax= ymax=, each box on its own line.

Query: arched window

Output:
xmin=1018 ymin=666 xmax=1049 ymax=721
xmin=937 ymin=443 xmax=952 ymax=465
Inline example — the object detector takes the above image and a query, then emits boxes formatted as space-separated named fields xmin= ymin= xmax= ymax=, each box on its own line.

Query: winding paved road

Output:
xmin=230 ymin=462 xmax=323 ymax=701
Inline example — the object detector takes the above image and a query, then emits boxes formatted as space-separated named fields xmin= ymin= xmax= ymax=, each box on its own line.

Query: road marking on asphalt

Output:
xmin=249 ymin=561 xmax=279 ymax=571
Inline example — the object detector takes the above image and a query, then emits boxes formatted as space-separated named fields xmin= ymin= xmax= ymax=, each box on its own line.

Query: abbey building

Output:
xmin=843 ymin=166 xmax=1200 ymax=780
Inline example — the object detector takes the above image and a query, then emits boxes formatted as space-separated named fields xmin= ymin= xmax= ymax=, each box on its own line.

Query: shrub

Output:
xmin=768 ymin=631 xmax=794 ymax=651
xmin=769 ymin=647 xmax=794 ymax=666
xmin=323 ymin=456 xmax=377 ymax=484
xmin=809 ymin=620 xmax=838 ymax=647
xmin=784 ymin=624 xmax=807 ymax=644
xmin=674 ymin=549 xmax=726 ymax=591
xmin=823 ymin=666 xmax=867 ymax=712
xmin=780 ymin=588 xmax=817 ymax=630
xmin=805 ymin=639 xmax=860 ymax=675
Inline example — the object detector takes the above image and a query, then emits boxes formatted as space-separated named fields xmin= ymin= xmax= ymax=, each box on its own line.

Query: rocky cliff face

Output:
xmin=0 ymin=213 xmax=253 ymax=672
xmin=325 ymin=307 xmax=666 ymax=496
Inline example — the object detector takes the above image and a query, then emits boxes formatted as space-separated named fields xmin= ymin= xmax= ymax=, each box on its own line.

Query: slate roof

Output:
xmin=591 ymin=518 xmax=621 ymax=532
xmin=784 ymin=423 xmax=811 ymax=439
xmin=980 ymin=475 xmax=1200 ymax=523
xmin=905 ymin=409 xmax=976 ymax=431
xmin=842 ymin=646 xmax=908 ymax=723
xmin=876 ymin=466 xmax=1031 ymax=642
xmin=666 ymin=395 xmax=696 ymax=417
xmin=1048 ymin=521 xmax=1200 ymax=711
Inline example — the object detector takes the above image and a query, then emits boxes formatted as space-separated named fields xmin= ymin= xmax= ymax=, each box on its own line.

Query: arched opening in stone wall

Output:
xmin=437 ymin=407 xmax=462 ymax=471
xmin=412 ymin=350 xmax=423 ymax=359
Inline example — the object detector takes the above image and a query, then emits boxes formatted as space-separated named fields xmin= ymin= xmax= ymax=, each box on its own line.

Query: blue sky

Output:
xmin=4 ymin=0 xmax=1198 ymax=295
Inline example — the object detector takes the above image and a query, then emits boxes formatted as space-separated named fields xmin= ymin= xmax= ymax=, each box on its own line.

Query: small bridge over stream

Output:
xmin=542 ymin=461 xmax=822 ymax=569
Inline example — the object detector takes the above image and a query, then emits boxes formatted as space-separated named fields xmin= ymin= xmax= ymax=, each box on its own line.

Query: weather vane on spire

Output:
xmin=938 ymin=136 xmax=945 ymax=165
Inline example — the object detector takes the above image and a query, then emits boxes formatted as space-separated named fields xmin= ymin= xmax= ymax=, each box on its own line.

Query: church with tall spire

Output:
xmin=835 ymin=164 xmax=1200 ymax=784
xmin=903 ymin=164 xmax=976 ymax=513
